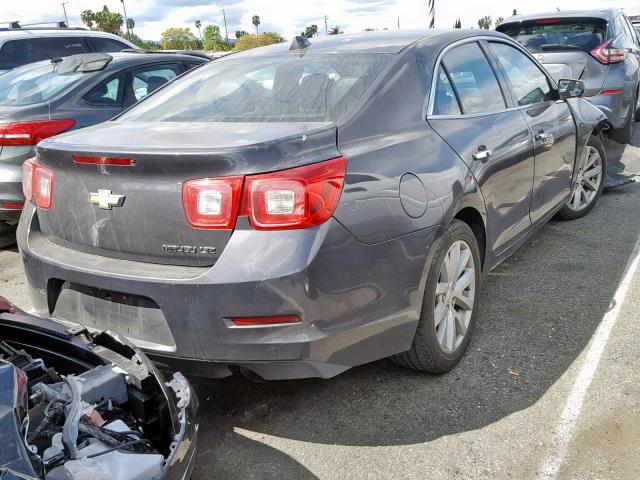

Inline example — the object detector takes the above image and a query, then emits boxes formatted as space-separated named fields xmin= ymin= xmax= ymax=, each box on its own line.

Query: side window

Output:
xmin=489 ymin=42 xmax=555 ymax=106
xmin=90 ymin=37 xmax=130 ymax=53
xmin=433 ymin=67 xmax=461 ymax=115
xmin=185 ymin=62 xmax=203 ymax=71
xmin=42 ymin=36 xmax=89 ymax=58
xmin=0 ymin=39 xmax=46 ymax=70
xmin=441 ymin=42 xmax=506 ymax=114
xmin=83 ymin=73 xmax=123 ymax=105
xmin=127 ymin=64 xmax=181 ymax=105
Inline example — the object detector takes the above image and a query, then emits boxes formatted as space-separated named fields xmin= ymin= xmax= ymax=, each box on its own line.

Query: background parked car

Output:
xmin=497 ymin=9 xmax=640 ymax=144
xmin=0 ymin=21 xmax=136 ymax=73
xmin=0 ymin=51 xmax=207 ymax=229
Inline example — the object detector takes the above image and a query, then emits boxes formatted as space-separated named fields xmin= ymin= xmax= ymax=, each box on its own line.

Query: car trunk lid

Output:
xmin=35 ymin=120 xmax=339 ymax=267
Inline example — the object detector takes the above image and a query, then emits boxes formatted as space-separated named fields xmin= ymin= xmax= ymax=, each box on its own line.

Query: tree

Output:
xmin=194 ymin=20 xmax=202 ymax=39
xmin=329 ymin=25 xmax=343 ymax=35
xmin=301 ymin=24 xmax=318 ymax=38
xmin=234 ymin=32 xmax=283 ymax=51
xmin=235 ymin=30 xmax=248 ymax=38
xmin=202 ymin=24 xmax=230 ymax=51
xmin=252 ymin=15 xmax=260 ymax=35
xmin=495 ymin=17 xmax=504 ymax=27
xmin=453 ymin=18 xmax=462 ymax=28
xmin=126 ymin=18 xmax=135 ymax=32
xmin=80 ymin=6 xmax=124 ymax=35
xmin=478 ymin=16 xmax=492 ymax=29
xmin=161 ymin=27 xmax=199 ymax=50
xmin=513 ymin=9 xmax=517 ymax=16
xmin=364 ymin=27 xmax=375 ymax=32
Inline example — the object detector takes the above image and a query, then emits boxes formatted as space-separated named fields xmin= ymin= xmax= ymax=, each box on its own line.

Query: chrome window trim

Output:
xmin=426 ymin=35 xmax=560 ymax=120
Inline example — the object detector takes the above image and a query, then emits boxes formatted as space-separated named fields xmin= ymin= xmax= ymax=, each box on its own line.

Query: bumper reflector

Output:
xmin=231 ymin=315 xmax=301 ymax=326
xmin=0 ymin=202 xmax=24 ymax=210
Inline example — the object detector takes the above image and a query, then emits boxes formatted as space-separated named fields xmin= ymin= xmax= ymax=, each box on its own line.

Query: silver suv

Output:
xmin=498 ymin=9 xmax=640 ymax=144
xmin=0 ymin=21 xmax=135 ymax=74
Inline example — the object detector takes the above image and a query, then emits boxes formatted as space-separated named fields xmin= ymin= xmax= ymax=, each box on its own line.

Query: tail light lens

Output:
xmin=0 ymin=119 xmax=75 ymax=146
xmin=182 ymin=177 xmax=244 ymax=229
xmin=22 ymin=159 xmax=35 ymax=202
xmin=22 ymin=158 xmax=54 ymax=210
xmin=591 ymin=39 xmax=627 ymax=64
xmin=181 ymin=157 xmax=347 ymax=231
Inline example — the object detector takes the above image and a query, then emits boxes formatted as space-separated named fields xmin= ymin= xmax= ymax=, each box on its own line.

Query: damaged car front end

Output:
xmin=0 ymin=296 xmax=198 ymax=480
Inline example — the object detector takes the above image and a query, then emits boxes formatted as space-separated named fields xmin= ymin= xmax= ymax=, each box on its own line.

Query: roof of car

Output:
xmin=0 ymin=28 xmax=136 ymax=43
xmin=221 ymin=29 xmax=508 ymax=58
xmin=500 ymin=9 xmax=621 ymax=25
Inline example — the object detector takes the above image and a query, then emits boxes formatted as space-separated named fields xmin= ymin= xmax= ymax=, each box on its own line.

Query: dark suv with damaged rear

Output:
xmin=498 ymin=9 xmax=640 ymax=144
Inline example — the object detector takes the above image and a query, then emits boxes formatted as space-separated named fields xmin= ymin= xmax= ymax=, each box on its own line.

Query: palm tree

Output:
xmin=252 ymin=15 xmax=260 ymax=35
xmin=194 ymin=20 xmax=202 ymax=39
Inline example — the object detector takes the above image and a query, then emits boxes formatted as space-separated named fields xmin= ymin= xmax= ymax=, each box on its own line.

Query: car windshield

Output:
xmin=0 ymin=62 xmax=84 ymax=106
xmin=120 ymin=53 xmax=393 ymax=123
xmin=498 ymin=19 xmax=607 ymax=53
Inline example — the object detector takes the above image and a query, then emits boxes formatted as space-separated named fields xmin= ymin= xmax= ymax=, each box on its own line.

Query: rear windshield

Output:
xmin=0 ymin=62 xmax=84 ymax=106
xmin=498 ymin=19 xmax=607 ymax=53
xmin=120 ymin=53 xmax=393 ymax=123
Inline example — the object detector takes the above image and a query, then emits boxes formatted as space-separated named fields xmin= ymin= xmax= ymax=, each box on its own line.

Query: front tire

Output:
xmin=391 ymin=220 xmax=481 ymax=373
xmin=557 ymin=135 xmax=606 ymax=220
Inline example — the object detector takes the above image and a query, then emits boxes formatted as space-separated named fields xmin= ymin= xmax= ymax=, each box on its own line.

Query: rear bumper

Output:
xmin=18 ymin=204 xmax=435 ymax=379
xmin=586 ymin=91 xmax=630 ymax=129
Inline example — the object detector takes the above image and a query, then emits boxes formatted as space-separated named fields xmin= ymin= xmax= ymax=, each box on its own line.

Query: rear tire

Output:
xmin=391 ymin=220 xmax=481 ymax=373
xmin=557 ymin=135 xmax=606 ymax=221
xmin=610 ymin=92 xmax=635 ymax=144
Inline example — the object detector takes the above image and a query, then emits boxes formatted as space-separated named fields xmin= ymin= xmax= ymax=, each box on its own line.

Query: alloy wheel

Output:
xmin=434 ymin=240 xmax=476 ymax=353
xmin=567 ymin=146 xmax=603 ymax=212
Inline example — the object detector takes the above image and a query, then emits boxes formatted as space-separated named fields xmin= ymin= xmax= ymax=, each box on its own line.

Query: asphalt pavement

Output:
xmin=1 ymin=131 xmax=639 ymax=479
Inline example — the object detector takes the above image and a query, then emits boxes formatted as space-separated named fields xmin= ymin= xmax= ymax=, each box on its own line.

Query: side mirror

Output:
xmin=557 ymin=79 xmax=585 ymax=99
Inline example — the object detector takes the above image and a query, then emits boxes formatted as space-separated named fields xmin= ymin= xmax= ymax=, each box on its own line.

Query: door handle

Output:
xmin=473 ymin=147 xmax=493 ymax=161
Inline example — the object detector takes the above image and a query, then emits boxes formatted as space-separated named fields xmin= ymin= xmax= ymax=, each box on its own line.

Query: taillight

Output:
xmin=22 ymin=158 xmax=54 ymax=210
xmin=591 ymin=39 xmax=627 ymax=64
xmin=0 ymin=119 xmax=75 ymax=146
xmin=22 ymin=159 xmax=35 ymax=202
xmin=240 ymin=157 xmax=346 ymax=230
xmin=182 ymin=176 xmax=244 ymax=229
xmin=33 ymin=164 xmax=54 ymax=209
xmin=0 ymin=202 xmax=23 ymax=210
xmin=181 ymin=157 xmax=347 ymax=231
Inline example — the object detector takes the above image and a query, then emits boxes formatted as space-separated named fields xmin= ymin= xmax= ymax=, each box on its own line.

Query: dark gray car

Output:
xmin=497 ymin=9 xmax=640 ymax=144
xmin=0 ymin=51 xmax=207 ymax=227
xmin=18 ymin=30 xmax=607 ymax=380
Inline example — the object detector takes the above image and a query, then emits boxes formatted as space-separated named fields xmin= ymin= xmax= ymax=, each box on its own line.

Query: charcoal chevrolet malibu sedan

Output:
xmin=18 ymin=30 xmax=607 ymax=380
xmin=0 ymin=51 xmax=207 ymax=229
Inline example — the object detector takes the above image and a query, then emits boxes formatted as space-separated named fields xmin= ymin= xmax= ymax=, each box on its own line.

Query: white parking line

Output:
xmin=538 ymin=231 xmax=640 ymax=480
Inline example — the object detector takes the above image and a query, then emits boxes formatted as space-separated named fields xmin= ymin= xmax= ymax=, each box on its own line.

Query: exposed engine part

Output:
xmin=2 ymin=347 xmax=170 ymax=480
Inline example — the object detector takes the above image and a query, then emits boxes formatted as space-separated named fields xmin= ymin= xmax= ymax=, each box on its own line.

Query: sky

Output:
xmin=5 ymin=0 xmax=639 ymax=41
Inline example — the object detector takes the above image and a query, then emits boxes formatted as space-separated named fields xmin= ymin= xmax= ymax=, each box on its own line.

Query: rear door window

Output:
xmin=489 ymin=42 xmax=555 ymax=106
xmin=126 ymin=63 xmax=181 ymax=106
xmin=440 ymin=42 xmax=506 ymax=115
xmin=83 ymin=73 xmax=124 ymax=105
xmin=0 ymin=38 xmax=46 ymax=70
xmin=498 ymin=19 xmax=607 ymax=53
xmin=42 ymin=36 xmax=89 ymax=58
xmin=88 ymin=37 xmax=131 ymax=53
xmin=432 ymin=67 xmax=461 ymax=115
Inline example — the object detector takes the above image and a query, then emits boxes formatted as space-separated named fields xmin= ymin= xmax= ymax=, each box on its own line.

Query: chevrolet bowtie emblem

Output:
xmin=89 ymin=189 xmax=126 ymax=210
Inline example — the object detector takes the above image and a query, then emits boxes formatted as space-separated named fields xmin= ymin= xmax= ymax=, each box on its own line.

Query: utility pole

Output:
xmin=322 ymin=15 xmax=329 ymax=35
xmin=120 ymin=0 xmax=130 ymax=38
xmin=60 ymin=2 xmax=69 ymax=27
xmin=222 ymin=8 xmax=229 ymax=45
xmin=397 ymin=17 xmax=400 ymax=29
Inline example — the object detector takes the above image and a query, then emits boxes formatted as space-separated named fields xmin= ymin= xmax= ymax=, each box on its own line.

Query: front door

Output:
xmin=487 ymin=41 xmax=577 ymax=223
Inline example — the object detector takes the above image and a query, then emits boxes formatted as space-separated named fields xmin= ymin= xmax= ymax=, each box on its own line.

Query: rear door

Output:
xmin=487 ymin=40 xmax=577 ymax=223
xmin=428 ymin=40 xmax=535 ymax=254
